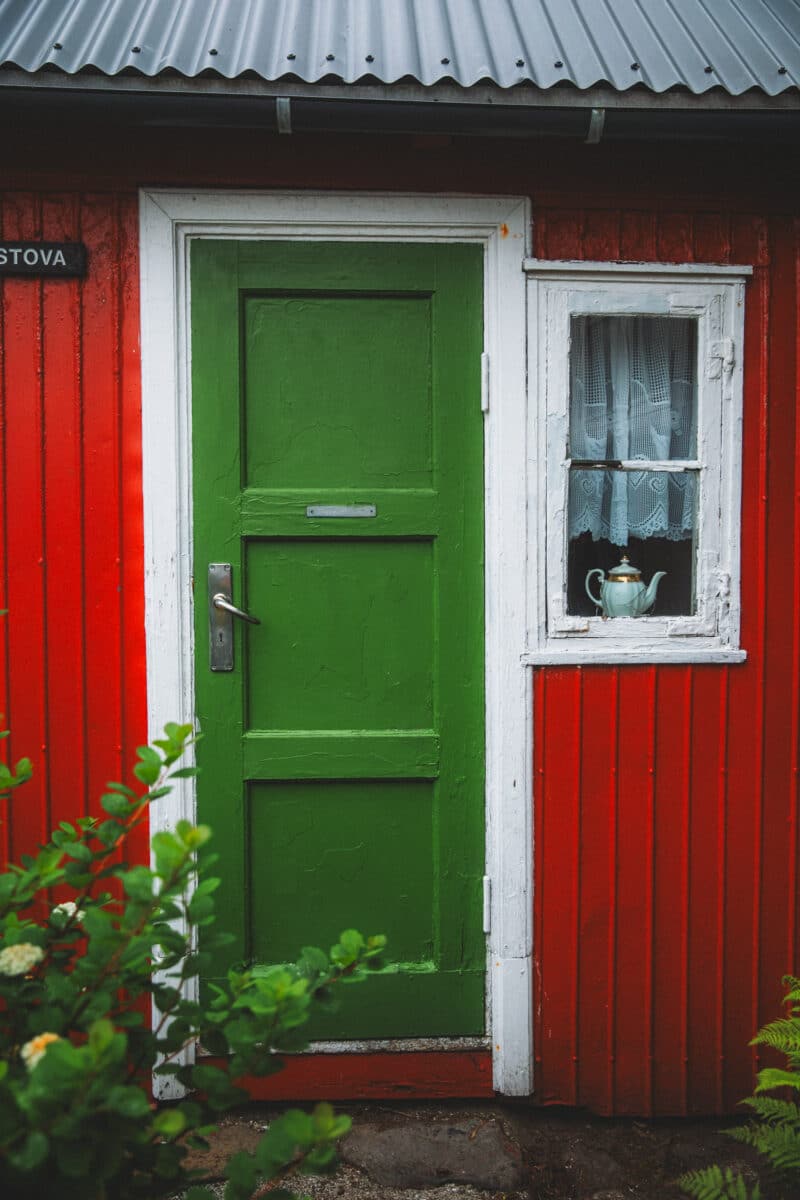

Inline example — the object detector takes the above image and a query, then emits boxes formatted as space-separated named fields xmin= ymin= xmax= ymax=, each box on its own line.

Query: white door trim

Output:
xmin=139 ymin=189 xmax=533 ymax=1097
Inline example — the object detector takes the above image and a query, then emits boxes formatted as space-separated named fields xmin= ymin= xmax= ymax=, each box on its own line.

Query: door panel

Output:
xmin=243 ymin=295 xmax=433 ymax=488
xmin=249 ymin=779 xmax=434 ymax=962
xmin=191 ymin=240 xmax=485 ymax=1039
xmin=245 ymin=538 xmax=434 ymax=731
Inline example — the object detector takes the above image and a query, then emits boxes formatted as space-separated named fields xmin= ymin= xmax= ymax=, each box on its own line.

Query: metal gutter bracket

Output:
xmin=276 ymin=96 xmax=292 ymax=134
xmin=585 ymin=106 xmax=605 ymax=143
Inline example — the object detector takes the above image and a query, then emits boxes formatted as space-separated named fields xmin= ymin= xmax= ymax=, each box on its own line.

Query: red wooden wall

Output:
xmin=1 ymin=132 xmax=798 ymax=1115
xmin=0 ymin=192 xmax=147 ymax=872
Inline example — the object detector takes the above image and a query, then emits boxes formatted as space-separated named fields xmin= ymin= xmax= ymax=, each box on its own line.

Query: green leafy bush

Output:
xmin=680 ymin=975 xmax=800 ymax=1200
xmin=0 ymin=723 xmax=385 ymax=1199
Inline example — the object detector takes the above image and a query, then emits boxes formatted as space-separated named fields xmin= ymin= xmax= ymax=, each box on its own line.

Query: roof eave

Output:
xmin=1 ymin=66 xmax=799 ymax=111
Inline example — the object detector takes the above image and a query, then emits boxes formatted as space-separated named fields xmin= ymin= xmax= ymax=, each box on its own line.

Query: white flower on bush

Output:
xmin=20 ymin=1032 xmax=61 ymax=1071
xmin=0 ymin=942 xmax=44 ymax=976
xmin=51 ymin=900 xmax=85 ymax=924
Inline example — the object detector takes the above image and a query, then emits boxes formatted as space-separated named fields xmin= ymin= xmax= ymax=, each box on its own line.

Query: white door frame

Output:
xmin=139 ymin=189 xmax=533 ymax=1096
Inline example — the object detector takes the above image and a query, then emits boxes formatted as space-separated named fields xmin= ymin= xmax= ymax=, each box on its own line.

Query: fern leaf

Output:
xmin=740 ymin=1095 xmax=800 ymax=1124
xmin=726 ymin=1123 xmax=763 ymax=1149
xmin=746 ymin=1121 xmax=800 ymax=1172
xmin=751 ymin=1017 xmax=800 ymax=1054
xmin=678 ymin=1164 xmax=759 ymax=1200
xmin=753 ymin=1067 xmax=800 ymax=1095
xmin=780 ymin=974 xmax=800 ymax=1001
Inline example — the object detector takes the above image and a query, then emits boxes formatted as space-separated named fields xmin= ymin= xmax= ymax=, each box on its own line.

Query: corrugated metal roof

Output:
xmin=0 ymin=0 xmax=798 ymax=97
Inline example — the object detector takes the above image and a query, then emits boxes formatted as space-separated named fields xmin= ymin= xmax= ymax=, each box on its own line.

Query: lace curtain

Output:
xmin=568 ymin=316 xmax=697 ymax=546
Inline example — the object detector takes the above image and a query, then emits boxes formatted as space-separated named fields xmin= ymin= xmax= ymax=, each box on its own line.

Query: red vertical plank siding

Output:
xmin=652 ymin=668 xmax=693 ymax=1114
xmin=81 ymin=197 xmax=126 ymax=806
xmin=41 ymin=195 xmax=85 ymax=832
xmin=582 ymin=210 xmax=621 ymax=262
xmin=686 ymin=203 xmax=736 ymax=1115
xmin=535 ymin=668 xmax=582 ymax=1105
xmin=620 ymin=212 xmax=657 ymax=260
xmin=614 ymin=668 xmax=657 ymax=1113
xmin=693 ymin=213 xmax=732 ymax=264
xmin=723 ymin=214 xmax=770 ymax=1108
xmin=0 ymin=206 xmax=9 ymax=866
xmin=657 ymin=213 xmax=694 ymax=262
xmin=542 ymin=210 xmax=585 ymax=260
xmin=576 ymin=666 xmax=618 ymax=1113
xmin=117 ymin=197 xmax=147 ymax=868
xmin=686 ymin=668 xmax=725 ymax=1115
xmin=794 ymin=219 xmax=800 ymax=980
xmin=533 ymin=668 xmax=547 ymax=1088
xmin=0 ymin=191 xmax=146 ymax=866
xmin=758 ymin=218 xmax=799 ymax=1053
xmin=2 ymin=193 xmax=48 ymax=861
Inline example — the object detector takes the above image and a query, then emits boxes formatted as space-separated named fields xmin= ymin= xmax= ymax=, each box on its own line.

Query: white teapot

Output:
xmin=585 ymin=555 xmax=666 ymax=618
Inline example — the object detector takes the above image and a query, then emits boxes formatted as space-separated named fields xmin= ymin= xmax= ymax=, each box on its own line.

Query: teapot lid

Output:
xmin=607 ymin=554 xmax=641 ymax=582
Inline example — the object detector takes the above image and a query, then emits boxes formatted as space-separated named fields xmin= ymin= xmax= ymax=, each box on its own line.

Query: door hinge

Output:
xmin=481 ymin=352 xmax=490 ymax=412
xmin=708 ymin=338 xmax=734 ymax=381
xmin=482 ymin=875 xmax=492 ymax=933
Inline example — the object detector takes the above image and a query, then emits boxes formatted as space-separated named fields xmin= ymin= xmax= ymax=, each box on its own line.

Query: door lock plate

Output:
xmin=208 ymin=562 xmax=234 ymax=671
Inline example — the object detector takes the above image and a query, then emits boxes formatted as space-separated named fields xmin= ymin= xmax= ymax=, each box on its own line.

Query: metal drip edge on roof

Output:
xmin=1 ymin=68 xmax=799 ymax=142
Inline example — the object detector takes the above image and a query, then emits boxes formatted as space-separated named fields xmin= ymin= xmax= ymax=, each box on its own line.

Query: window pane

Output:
xmin=567 ymin=470 xmax=698 ymax=617
xmin=569 ymin=315 xmax=697 ymax=467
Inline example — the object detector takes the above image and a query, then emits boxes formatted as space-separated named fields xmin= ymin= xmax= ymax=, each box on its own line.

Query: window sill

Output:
xmin=523 ymin=647 xmax=747 ymax=666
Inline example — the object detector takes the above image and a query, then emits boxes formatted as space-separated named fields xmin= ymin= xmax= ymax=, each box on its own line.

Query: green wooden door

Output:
xmin=191 ymin=240 xmax=485 ymax=1038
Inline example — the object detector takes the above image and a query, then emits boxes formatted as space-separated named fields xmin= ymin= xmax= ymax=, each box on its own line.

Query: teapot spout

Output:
xmin=643 ymin=571 xmax=667 ymax=613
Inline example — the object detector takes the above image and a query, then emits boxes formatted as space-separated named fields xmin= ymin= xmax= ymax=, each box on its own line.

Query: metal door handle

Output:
xmin=208 ymin=563 xmax=259 ymax=672
xmin=212 ymin=593 xmax=261 ymax=625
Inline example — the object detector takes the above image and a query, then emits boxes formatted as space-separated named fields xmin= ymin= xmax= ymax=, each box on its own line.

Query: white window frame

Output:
xmin=525 ymin=261 xmax=751 ymax=666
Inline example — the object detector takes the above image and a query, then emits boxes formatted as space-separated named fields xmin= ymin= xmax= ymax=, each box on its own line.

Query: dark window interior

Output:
xmin=568 ymin=532 xmax=696 ymax=617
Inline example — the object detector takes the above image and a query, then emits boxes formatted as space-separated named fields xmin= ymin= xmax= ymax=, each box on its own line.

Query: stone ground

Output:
xmin=178 ymin=1100 xmax=776 ymax=1199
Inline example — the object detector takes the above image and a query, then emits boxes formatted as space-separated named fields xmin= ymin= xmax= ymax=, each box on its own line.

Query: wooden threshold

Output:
xmin=204 ymin=1050 xmax=494 ymax=1100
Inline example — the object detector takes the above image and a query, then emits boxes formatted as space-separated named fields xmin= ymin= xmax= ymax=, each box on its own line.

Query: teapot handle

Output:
xmin=585 ymin=568 xmax=604 ymax=611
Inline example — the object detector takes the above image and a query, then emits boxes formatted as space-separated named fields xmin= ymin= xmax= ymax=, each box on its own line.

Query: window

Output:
xmin=525 ymin=262 xmax=750 ymax=664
